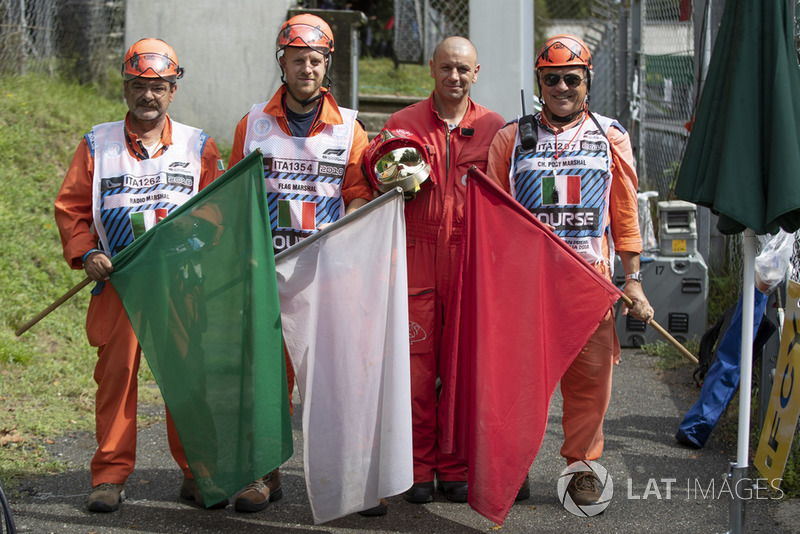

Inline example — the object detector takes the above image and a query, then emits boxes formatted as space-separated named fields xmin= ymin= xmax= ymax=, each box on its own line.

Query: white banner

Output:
xmin=275 ymin=191 xmax=413 ymax=523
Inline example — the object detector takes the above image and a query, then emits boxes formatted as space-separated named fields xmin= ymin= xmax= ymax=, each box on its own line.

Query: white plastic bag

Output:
xmin=755 ymin=230 xmax=795 ymax=294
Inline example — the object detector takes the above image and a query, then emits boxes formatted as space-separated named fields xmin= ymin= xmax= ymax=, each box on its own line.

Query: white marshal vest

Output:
xmin=89 ymin=120 xmax=205 ymax=257
xmin=509 ymin=113 xmax=620 ymax=266
xmin=242 ymin=102 xmax=356 ymax=255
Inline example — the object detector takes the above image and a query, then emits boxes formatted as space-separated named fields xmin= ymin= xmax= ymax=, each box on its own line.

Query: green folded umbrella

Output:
xmin=675 ymin=0 xmax=800 ymax=235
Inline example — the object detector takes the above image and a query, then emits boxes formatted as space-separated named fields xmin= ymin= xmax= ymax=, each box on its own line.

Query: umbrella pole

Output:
xmin=729 ymin=228 xmax=756 ymax=534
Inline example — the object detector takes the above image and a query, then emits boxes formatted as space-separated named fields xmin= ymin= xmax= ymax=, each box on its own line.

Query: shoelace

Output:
xmin=244 ymin=479 xmax=267 ymax=492
xmin=573 ymin=472 xmax=599 ymax=492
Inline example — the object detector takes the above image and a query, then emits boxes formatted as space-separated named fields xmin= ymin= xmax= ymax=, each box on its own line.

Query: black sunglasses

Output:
xmin=542 ymin=73 xmax=585 ymax=88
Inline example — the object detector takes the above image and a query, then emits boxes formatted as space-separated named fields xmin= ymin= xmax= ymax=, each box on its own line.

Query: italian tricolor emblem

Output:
xmin=130 ymin=208 xmax=168 ymax=239
xmin=278 ymin=199 xmax=316 ymax=230
xmin=542 ymin=175 xmax=581 ymax=205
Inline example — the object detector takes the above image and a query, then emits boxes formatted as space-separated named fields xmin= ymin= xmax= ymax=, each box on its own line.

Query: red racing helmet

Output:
xmin=364 ymin=129 xmax=432 ymax=196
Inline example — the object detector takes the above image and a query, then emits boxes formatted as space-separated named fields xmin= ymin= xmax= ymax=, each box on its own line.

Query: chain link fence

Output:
xmin=536 ymin=0 xmax=695 ymax=198
xmin=638 ymin=0 xmax=695 ymax=199
xmin=0 ymin=0 xmax=124 ymax=83
xmin=392 ymin=0 xmax=468 ymax=64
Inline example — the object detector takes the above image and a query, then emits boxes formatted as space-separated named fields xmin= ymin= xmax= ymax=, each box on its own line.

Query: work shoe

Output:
xmin=234 ymin=468 xmax=283 ymax=513
xmin=566 ymin=471 xmax=602 ymax=506
xmin=515 ymin=475 xmax=531 ymax=501
xmin=675 ymin=428 xmax=702 ymax=449
xmin=437 ymin=480 xmax=468 ymax=503
xmin=357 ymin=498 xmax=389 ymax=516
xmin=88 ymin=483 xmax=125 ymax=512
xmin=403 ymin=481 xmax=434 ymax=503
xmin=180 ymin=477 xmax=229 ymax=509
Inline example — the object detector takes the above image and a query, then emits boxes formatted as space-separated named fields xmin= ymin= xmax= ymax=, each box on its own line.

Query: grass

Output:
xmin=0 ymin=58 xmax=413 ymax=486
xmin=707 ymin=263 xmax=743 ymax=327
xmin=358 ymin=57 xmax=432 ymax=97
xmin=640 ymin=338 xmax=700 ymax=370
xmin=4 ymin=63 xmax=799 ymax=499
xmin=645 ymin=258 xmax=800 ymax=498
xmin=0 ymin=74 xmax=165 ymax=484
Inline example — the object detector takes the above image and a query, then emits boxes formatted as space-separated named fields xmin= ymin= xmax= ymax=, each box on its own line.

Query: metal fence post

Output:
xmin=630 ymin=0 xmax=644 ymax=180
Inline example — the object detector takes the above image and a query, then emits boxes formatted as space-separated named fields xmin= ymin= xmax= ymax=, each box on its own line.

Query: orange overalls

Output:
xmin=486 ymin=117 xmax=642 ymax=464
xmin=54 ymin=115 xmax=223 ymax=486
xmin=385 ymin=95 xmax=505 ymax=483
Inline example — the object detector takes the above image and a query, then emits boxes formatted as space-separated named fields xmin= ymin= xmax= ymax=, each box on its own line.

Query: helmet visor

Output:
xmin=123 ymin=52 xmax=182 ymax=82
xmin=278 ymin=23 xmax=333 ymax=55
xmin=373 ymin=146 xmax=430 ymax=192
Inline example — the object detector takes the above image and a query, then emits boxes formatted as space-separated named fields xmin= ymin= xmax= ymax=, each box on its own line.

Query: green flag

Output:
xmin=110 ymin=151 xmax=291 ymax=506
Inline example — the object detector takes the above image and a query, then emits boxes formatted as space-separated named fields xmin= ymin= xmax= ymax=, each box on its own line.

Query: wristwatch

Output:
xmin=625 ymin=271 xmax=644 ymax=283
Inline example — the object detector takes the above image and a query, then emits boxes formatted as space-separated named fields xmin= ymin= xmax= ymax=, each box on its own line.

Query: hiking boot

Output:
xmin=403 ymin=481 xmax=434 ymax=504
xmin=234 ymin=468 xmax=283 ymax=513
xmin=515 ymin=475 xmax=531 ymax=501
xmin=88 ymin=483 xmax=125 ymax=513
xmin=437 ymin=480 xmax=468 ymax=503
xmin=566 ymin=471 xmax=602 ymax=506
xmin=180 ymin=477 xmax=229 ymax=510
xmin=357 ymin=498 xmax=389 ymax=516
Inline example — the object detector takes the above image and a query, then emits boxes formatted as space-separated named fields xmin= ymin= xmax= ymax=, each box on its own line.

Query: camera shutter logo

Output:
xmin=557 ymin=460 xmax=614 ymax=516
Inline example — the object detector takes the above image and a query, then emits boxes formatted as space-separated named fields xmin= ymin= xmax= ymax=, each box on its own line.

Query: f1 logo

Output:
xmin=322 ymin=148 xmax=346 ymax=158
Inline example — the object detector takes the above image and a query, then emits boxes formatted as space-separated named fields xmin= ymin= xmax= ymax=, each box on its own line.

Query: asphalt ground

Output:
xmin=7 ymin=348 xmax=799 ymax=534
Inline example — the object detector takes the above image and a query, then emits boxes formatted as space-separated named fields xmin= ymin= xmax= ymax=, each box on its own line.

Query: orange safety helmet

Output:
xmin=535 ymin=34 xmax=593 ymax=100
xmin=122 ymin=38 xmax=184 ymax=83
xmin=535 ymin=34 xmax=593 ymax=70
xmin=277 ymin=13 xmax=335 ymax=55
xmin=364 ymin=129 xmax=432 ymax=198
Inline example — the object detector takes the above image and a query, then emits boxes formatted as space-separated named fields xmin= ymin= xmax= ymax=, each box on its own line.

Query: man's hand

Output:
xmin=618 ymin=251 xmax=652 ymax=322
xmin=622 ymin=282 xmax=654 ymax=323
xmin=84 ymin=251 xmax=113 ymax=281
xmin=345 ymin=197 xmax=369 ymax=214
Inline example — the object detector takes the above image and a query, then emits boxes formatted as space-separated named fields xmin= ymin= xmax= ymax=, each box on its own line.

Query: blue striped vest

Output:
xmin=89 ymin=120 xmax=205 ymax=256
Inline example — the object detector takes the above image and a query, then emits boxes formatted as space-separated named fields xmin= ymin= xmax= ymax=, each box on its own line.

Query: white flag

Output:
xmin=275 ymin=191 xmax=413 ymax=524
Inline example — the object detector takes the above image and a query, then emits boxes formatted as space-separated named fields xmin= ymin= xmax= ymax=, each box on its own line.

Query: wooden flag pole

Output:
xmin=14 ymin=275 xmax=699 ymax=367
xmin=619 ymin=293 xmax=698 ymax=365
xmin=15 ymin=276 xmax=92 ymax=337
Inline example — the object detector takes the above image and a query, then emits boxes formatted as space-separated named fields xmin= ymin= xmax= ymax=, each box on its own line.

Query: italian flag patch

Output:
xmin=278 ymin=199 xmax=316 ymax=230
xmin=542 ymin=175 xmax=581 ymax=205
xmin=130 ymin=209 xmax=168 ymax=239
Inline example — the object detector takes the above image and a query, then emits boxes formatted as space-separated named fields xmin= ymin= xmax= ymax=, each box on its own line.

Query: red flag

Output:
xmin=456 ymin=168 xmax=622 ymax=524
